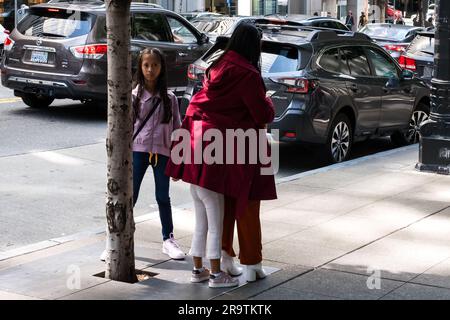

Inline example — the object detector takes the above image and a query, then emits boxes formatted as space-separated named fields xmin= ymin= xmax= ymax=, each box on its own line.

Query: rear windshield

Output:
xmin=408 ymin=34 xmax=435 ymax=57
xmin=17 ymin=8 xmax=95 ymax=38
xmin=192 ymin=18 xmax=239 ymax=35
xmin=204 ymin=41 xmax=299 ymax=73
xmin=359 ymin=25 xmax=412 ymax=41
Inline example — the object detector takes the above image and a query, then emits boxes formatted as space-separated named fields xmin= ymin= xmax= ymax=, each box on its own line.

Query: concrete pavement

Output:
xmin=0 ymin=143 xmax=449 ymax=300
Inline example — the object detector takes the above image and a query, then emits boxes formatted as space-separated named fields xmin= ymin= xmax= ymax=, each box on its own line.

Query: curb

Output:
xmin=0 ymin=144 xmax=417 ymax=261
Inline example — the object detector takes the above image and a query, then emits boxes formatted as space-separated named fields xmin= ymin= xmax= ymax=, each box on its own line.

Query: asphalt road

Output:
xmin=0 ymin=88 xmax=398 ymax=251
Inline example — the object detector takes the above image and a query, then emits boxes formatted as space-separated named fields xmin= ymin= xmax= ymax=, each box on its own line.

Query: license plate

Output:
xmin=31 ymin=51 xmax=48 ymax=64
xmin=423 ymin=66 xmax=433 ymax=78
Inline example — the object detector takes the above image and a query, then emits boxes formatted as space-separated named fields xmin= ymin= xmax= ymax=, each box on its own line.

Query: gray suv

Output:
xmin=1 ymin=1 xmax=211 ymax=108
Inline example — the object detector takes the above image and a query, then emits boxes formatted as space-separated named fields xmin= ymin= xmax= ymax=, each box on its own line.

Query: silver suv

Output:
xmin=1 ymin=1 xmax=211 ymax=108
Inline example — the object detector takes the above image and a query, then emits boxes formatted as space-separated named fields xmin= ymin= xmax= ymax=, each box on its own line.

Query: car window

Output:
xmin=340 ymin=47 xmax=371 ymax=76
xmin=203 ymin=43 xmax=299 ymax=73
xmin=318 ymin=47 xmax=350 ymax=74
xmin=191 ymin=18 xmax=237 ymax=35
xmin=359 ymin=25 xmax=412 ymax=41
xmin=408 ymin=34 xmax=435 ymax=57
xmin=132 ymin=13 xmax=170 ymax=42
xmin=261 ymin=44 xmax=299 ymax=73
xmin=166 ymin=16 xmax=198 ymax=44
xmin=17 ymin=8 xmax=94 ymax=38
xmin=365 ymin=48 xmax=399 ymax=78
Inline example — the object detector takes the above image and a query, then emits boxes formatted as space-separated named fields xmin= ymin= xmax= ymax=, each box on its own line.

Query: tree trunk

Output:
xmin=105 ymin=0 xmax=136 ymax=283
xmin=379 ymin=0 xmax=386 ymax=23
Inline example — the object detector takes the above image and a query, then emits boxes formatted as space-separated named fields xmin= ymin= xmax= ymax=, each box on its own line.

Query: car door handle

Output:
xmin=178 ymin=52 xmax=188 ymax=57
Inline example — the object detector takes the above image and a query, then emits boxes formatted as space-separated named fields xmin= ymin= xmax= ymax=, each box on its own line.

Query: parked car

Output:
xmin=191 ymin=16 xmax=302 ymax=42
xmin=182 ymin=26 xmax=430 ymax=163
xmin=0 ymin=24 xmax=10 ymax=53
xmin=1 ymin=1 xmax=212 ymax=108
xmin=399 ymin=30 xmax=435 ymax=86
xmin=359 ymin=23 xmax=425 ymax=59
xmin=180 ymin=11 xmax=222 ymax=21
xmin=285 ymin=16 xmax=350 ymax=31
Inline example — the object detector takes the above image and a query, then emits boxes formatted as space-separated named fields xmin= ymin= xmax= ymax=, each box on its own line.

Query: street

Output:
xmin=0 ymin=88 xmax=398 ymax=252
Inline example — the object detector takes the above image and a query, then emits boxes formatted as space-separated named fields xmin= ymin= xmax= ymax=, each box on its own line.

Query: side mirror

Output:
xmin=199 ymin=33 xmax=209 ymax=45
xmin=401 ymin=69 xmax=414 ymax=80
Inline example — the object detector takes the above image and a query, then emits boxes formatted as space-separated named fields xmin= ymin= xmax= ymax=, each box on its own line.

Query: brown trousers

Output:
xmin=222 ymin=197 xmax=262 ymax=265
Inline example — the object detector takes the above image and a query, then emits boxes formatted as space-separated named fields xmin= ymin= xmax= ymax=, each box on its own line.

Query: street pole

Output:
xmin=416 ymin=0 xmax=450 ymax=174
xmin=14 ymin=0 xmax=18 ymax=29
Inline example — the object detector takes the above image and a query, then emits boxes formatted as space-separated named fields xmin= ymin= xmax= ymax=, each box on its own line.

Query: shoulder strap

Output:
xmin=133 ymin=98 xmax=161 ymax=141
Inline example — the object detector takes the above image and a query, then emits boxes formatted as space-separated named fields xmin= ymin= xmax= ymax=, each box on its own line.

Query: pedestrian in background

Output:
xmin=131 ymin=48 xmax=184 ymax=260
xmin=165 ymin=23 xmax=276 ymax=287
xmin=358 ymin=11 xmax=367 ymax=29
xmin=345 ymin=10 xmax=355 ymax=31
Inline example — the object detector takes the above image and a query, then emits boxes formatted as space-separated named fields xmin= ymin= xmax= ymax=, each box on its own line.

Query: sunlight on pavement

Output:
xmin=32 ymin=151 xmax=86 ymax=166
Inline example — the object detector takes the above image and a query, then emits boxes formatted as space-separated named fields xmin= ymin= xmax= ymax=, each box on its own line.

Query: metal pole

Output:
xmin=416 ymin=0 xmax=450 ymax=174
xmin=14 ymin=0 xmax=18 ymax=29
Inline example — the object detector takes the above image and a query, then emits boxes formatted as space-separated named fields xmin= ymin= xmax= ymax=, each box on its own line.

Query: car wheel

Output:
xmin=391 ymin=102 xmax=430 ymax=146
xmin=21 ymin=93 xmax=54 ymax=109
xmin=326 ymin=113 xmax=353 ymax=163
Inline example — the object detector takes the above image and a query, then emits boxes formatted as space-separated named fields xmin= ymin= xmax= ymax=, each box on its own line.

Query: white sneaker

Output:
xmin=162 ymin=234 xmax=185 ymax=260
xmin=100 ymin=249 xmax=107 ymax=262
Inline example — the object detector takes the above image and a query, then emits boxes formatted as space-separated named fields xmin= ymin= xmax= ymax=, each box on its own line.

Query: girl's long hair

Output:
xmin=206 ymin=23 xmax=262 ymax=77
xmin=132 ymin=48 xmax=172 ymax=123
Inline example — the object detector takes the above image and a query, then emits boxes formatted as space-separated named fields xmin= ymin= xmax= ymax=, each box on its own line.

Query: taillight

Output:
xmin=383 ymin=44 xmax=406 ymax=53
xmin=3 ymin=35 xmax=14 ymax=51
xmin=398 ymin=55 xmax=417 ymax=71
xmin=187 ymin=64 xmax=206 ymax=80
xmin=271 ymin=77 xmax=312 ymax=94
xmin=70 ymin=44 xmax=107 ymax=59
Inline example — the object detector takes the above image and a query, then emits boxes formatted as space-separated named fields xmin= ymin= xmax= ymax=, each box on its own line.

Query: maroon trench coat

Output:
xmin=165 ymin=50 xmax=277 ymax=217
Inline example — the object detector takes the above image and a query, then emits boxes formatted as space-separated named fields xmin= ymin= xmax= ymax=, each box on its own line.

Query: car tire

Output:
xmin=21 ymin=93 xmax=54 ymax=109
xmin=390 ymin=102 xmax=430 ymax=146
xmin=326 ymin=113 xmax=353 ymax=163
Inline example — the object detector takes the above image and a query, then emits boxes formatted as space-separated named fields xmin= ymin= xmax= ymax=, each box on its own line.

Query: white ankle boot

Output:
xmin=244 ymin=263 xmax=267 ymax=282
xmin=221 ymin=250 xmax=243 ymax=276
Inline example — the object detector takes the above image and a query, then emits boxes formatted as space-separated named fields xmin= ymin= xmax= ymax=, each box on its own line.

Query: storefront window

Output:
xmin=252 ymin=0 xmax=286 ymax=16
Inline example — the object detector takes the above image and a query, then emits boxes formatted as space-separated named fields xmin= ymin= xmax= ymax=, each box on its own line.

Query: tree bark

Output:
xmin=105 ymin=0 xmax=136 ymax=283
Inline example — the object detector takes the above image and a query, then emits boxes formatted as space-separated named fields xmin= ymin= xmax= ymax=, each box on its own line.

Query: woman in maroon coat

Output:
xmin=166 ymin=23 xmax=276 ymax=286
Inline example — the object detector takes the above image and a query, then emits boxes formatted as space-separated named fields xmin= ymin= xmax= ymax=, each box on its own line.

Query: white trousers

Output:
xmin=189 ymin=185 xmax=224 ymax=260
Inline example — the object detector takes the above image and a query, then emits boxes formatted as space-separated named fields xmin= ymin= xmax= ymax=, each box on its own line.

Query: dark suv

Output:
xmin=1 ymin=1 xmax=212 ymax=108
xmin=182 ymin=25 xmax=430 ymax=163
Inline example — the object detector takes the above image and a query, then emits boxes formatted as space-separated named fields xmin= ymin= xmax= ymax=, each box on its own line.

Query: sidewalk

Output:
xmin=0 ymin=144 xmax=449 ymax=300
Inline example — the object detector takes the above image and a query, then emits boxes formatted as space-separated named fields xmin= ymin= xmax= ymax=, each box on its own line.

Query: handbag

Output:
xmin=133 ymin=98 xmax=161 ymax=141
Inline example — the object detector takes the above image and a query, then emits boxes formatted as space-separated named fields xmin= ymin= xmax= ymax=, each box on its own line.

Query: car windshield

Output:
xmin=408 ymin=34 xmax=435 ymax=56
xmin=205 ymin=42 xmax=299 ymax=74
xmin=359 ymin=25 xmax=412 ymax=41
xmin=17 ymin=7 xmax=94 ymax=38
xmin=191 ymin=18 xmax=238 ymax=35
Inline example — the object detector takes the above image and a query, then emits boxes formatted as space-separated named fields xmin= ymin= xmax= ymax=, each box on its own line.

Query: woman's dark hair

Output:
xmin=206 ymin=23 xmax=262 ymax=77
xmin=132 ymin=48 xmax=172 ymax=123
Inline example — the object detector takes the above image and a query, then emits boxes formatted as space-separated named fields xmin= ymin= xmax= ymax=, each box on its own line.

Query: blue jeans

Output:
xmin=133 ymin=152 xmax=173 ymax=241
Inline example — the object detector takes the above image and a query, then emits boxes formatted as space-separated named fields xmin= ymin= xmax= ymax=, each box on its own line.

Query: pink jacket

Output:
xmin=132 ymin=86 xmax=181 ymax=157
